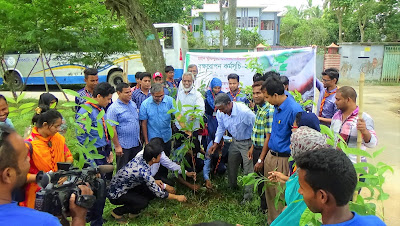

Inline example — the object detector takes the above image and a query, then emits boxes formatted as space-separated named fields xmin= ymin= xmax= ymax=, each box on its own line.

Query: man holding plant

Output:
xmin=330 ymin=86 xmax=377 ymax=163
xmin=209 ymin=93 xmax=255 ymax=203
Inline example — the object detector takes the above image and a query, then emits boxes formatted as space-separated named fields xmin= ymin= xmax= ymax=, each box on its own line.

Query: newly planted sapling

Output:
xmin=168 ymin=98 xmax=205 ymax=193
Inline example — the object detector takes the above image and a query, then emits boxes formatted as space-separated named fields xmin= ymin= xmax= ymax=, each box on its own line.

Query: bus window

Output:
xmin=157 ymin=27 xmax=173 ymax=49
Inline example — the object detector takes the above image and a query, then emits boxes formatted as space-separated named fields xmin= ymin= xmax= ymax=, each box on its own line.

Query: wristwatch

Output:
xmin=257 ymin=158 xmax=263 ymax=164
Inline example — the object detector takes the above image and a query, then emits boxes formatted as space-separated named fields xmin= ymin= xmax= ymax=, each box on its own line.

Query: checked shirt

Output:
xmin=251 ymin=102 xmax=274 ymax=147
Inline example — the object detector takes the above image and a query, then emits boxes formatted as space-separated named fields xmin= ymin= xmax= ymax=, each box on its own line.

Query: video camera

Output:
xmin=34 ymin=162 xmax=113 ymax=217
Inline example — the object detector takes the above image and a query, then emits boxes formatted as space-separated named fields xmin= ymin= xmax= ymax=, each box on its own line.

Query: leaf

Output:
xmin=97 ymin=124 xmax=104 ymax=139
xmin=80 ymin=104 xmax=93 ymax=113
xmin=320 ymin=125 xmax=334 ymax=139
xmin=62 ymin=102 xmax=78 ymax=107
xmin=167 ymin=109 xmax=175 ymax=114
xmin=106 ymin=122 xmax=114 ymax=138
xmin=8 ymin=112 xmax=18 ymax=117
xmin=106 ymin=119 xmax=119 ymax=125
xmin=377 ymin=192 xmax=390 ymax=201
xmin=20 ymin=107 xmax=33 ymax=115
xmin=89 ymin=153 xmax=106 ymax=159
xmin=343 ymin=148 xmax=372 ymax=158
xmin=50 ymin=102 xmax=57 ymax=109
xmin=5 ymin=97 xmax=16 ymax=104
xmin=96 ymin=110 xmax=105 ymax=121
xmin=82 ymin=96 xmax=98 ymax=104
xmin=18 ymin=102 xmax=36 ymax=109
xmin=83 ymin=137 xmax=90 ymax=145
xmin=178 ymin=101 xmax=182 ymax=112
xmin=63 ymin=89 xmax=81 ymax=98
xmin=377 ymin=164 xmax=394 ymax=175
xmin=181 ymin=162 xmax=186 ymax=180
xmin=8 ymin=107 xmax=17 ymax=112
xmin=17 ymin=93 xmax=26 ymax=103
xmin=299 ymin=208 xmax=314 ymax=226
xmin=372 ymin=147 xmax=385 ymax=158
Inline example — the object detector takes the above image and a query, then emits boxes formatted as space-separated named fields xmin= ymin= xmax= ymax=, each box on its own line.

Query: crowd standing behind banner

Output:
xmin=0 ymin=60 xmax=385 ymax=226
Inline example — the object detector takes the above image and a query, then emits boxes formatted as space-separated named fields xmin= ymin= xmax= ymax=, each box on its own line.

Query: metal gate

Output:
xmin=381 ymin=46 xmax=400 ymax=82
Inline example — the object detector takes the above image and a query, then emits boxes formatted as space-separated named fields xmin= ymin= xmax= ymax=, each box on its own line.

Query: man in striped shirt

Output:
xmin=131 ymin=72 xmax=152 ymax=111
xmin=330 ymin=86 xmax=377 ymax=163
xmin=107 ymin=82 xmax=141 ymax=170
xmin=247 ymin=81 xmax=274 ymax=213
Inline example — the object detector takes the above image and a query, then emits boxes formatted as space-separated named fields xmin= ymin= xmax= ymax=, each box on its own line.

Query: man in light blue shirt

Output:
xmin=107 ymin=83 xmax=141 ymax=171
xmin=140 ymin=83 xmax=175 ymax=180
xmin=209 ymin=93 xmax=255 ymax=201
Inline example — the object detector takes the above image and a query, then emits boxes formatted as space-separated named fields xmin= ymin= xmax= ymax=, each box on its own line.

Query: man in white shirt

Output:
xmin=174 ymin=72 xmax=205 ymax=191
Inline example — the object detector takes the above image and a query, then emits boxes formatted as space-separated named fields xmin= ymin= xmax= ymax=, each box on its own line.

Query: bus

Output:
xmin=0 ymin=23 xmax=189 ymax=89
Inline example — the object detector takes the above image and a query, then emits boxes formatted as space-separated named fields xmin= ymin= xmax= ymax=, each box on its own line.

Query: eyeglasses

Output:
xmin=322 ymin=79 xmax=332 ymax=83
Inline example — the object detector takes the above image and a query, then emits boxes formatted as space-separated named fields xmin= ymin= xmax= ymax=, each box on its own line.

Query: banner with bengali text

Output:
xmin=185 ymin=47 xmax=316 ymax=104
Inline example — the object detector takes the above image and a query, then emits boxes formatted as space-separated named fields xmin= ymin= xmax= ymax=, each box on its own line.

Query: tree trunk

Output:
xmin=105 ymin=0 xmax=165 ymax=74
xmin=228 ymin=0 xmax=237 ymax=48
xmin=358 ymin=17 xmax=366 ymax=42
xmin=336 ymin=10 xmax=343 ymax=43
xmin=219 ymin=0 xmax=224 ymax=52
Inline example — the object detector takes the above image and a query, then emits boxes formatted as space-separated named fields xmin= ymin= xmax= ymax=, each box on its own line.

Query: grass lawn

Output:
xmin=9 ymin=98 xmax=268 ymax=226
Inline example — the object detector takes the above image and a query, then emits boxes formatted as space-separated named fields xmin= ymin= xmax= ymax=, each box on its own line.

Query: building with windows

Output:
xmin=191 ymin=0 xmax=283 ymax=46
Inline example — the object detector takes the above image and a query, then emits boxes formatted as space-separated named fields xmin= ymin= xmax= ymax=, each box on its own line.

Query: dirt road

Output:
xmin=1 ymin=85 xmax=400 ymax=224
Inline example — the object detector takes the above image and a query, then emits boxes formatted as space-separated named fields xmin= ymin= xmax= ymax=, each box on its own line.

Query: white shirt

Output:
xmin=136 ymin=150 xmax=182 ymax=176
xmin=175 ymin=87 xmax=205 ymax=131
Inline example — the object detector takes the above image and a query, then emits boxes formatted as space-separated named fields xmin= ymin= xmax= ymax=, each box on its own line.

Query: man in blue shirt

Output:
xmin=139 ymin=83 xmax=175 ymax=180
xmin=131 ymin=72 xmax=152 ymax=110
xmin=107 ymin=82 xmax=141 ymax=171
xmin=75 ymin=68 xmax=99 ymax=112
xmin=316 ymin=68 xmax=339 ymax=126
xmin=209 ymin=93 xmax=255 ymax=202
xmin=226 ymin=73 xmax=249 ymax=104
xmin=261 ymin=75 xmax=303 ymax=224
xmin=0 ymin=124 xmax=91 ymax=226
xmin=77 ymin=82 xmax=115 ymax=226
xmin=296 ymin=148 xmax=385 ymax=226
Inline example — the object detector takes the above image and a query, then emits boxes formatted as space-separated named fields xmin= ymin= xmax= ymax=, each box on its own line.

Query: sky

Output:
xmin=265 ymin=0 xmax=323 ymax=10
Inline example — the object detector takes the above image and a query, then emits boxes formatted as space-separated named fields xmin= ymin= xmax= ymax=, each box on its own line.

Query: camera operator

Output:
xmin=0 ymin=124 xmax=91 ymax=226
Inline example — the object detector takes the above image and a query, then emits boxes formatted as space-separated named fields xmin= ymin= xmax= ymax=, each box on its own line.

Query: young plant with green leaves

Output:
xmin=168 ymin=99 xmax=204 ymax=191
xmin=289 ymin=90 xmax=314 ymax=110
xmin=6 ymin=93 xmax=36 ymax=117
xmin=61 ymin=89 xmax=119 ymax=169
xmin=239 ymin=172 xmax=286 ymax=210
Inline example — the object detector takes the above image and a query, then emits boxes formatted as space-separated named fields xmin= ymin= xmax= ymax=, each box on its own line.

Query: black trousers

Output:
xmin=116 ymin=145 xmax=142 ymax=171
xmin=109 ymin=183 xmax=156 ymax=215
xmin=252 ymin=146 xmax=268 ymax=211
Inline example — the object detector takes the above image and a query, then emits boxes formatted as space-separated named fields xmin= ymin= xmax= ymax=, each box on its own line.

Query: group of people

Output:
xmin=0 ymin=64 xmax=385 ymax=225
